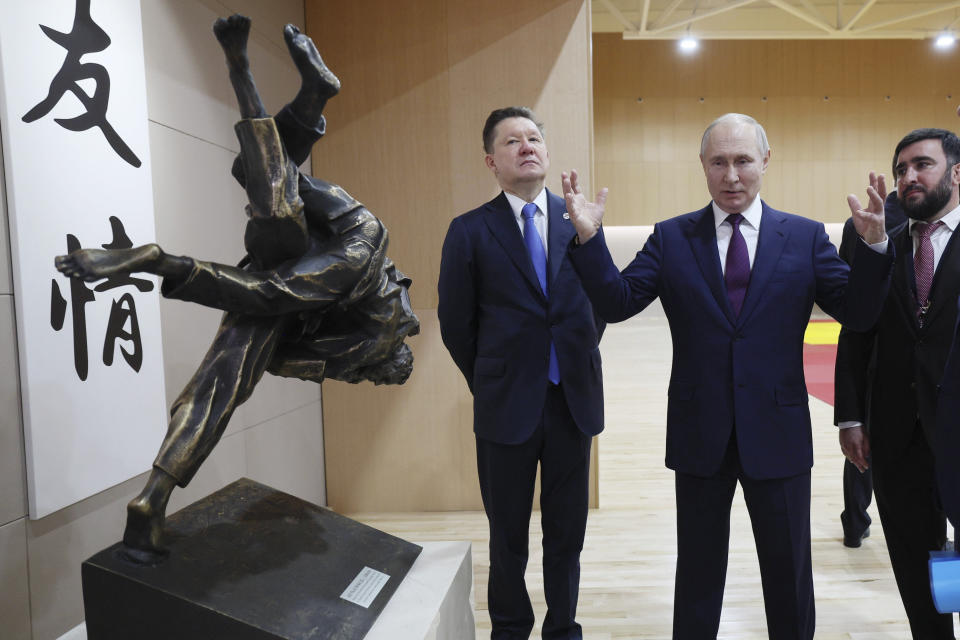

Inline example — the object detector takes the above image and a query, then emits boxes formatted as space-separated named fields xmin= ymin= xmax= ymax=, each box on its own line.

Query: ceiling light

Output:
xmin=679 ymin=37 xmax=698 ymax=52
xmin=935 ymin=33 xmax=956 ymax=49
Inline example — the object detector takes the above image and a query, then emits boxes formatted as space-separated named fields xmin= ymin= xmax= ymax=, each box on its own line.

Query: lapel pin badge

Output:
xmin=563 ymin=212 xmax=570 ymax=220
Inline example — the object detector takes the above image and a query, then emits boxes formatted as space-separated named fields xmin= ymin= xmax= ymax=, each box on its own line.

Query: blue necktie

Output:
xmin=522 ymin=203 xmax=560 ymax=384
xmin=725 ymin=213 xmax=750 ymax=318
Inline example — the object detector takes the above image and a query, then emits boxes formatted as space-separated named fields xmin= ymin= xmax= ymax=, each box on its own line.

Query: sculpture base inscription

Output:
xmin=81 ymin=478 xmax=422 ymax=639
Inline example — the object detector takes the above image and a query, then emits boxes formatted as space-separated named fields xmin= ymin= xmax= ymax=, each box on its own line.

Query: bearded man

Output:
xmin=835 ymin=127 xmax=960 ymax=638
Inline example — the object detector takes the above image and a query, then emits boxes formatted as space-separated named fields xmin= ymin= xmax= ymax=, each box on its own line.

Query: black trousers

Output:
xmin=841 ymin=458 xmax=873 ymax=541
xmin=673 ymin=436 xmax=815 ymax=640
xmin=476 ymin=384 xmax=591 ymax=640
xmin=874 ymin=421 xmax=955 ymax=639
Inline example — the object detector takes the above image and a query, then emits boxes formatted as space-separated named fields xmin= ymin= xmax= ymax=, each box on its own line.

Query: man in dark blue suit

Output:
xmin=563 ymin=113 xmax=893 ymax=639
xmin=437 ymin=107 xmax=604 ymax=639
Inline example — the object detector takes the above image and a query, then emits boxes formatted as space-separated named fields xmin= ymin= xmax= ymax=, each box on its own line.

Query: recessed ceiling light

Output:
xmin=935 ymin=33 xmax=956 ymax=49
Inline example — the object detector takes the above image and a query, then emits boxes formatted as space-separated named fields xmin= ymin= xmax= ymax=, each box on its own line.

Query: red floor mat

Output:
xmin=803 ymin=342 xmax=837 ymax=406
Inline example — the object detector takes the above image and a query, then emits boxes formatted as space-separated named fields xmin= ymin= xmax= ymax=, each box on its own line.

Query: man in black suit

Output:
xmin=937 ymin=295 xmax=960 ymax=532
xmin=835 ymin=191 xmax=907 ymax=548
xmin=437 ymin=107 xmax=604 ymax=639
xmin=836 ymin=128 xmax=960 ymax=638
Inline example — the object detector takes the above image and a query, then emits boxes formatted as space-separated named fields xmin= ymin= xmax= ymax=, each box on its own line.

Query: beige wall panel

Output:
xmin=447 ymin=0 xmax=594 ymax=204
xmin=308 ymin=0 xmax=595 ymax=512
xmin=306 ymin=0 xmax=452 ymax=312
xmin=0 ymin=519 xmax=30 ymax=640
xmin=244 ymin=373 xmax=321 ymax=431
xmin=142 ymin=0 xmax=301 ymax=151
xmin=323 ymin=313 xmax=480 ymax=512
xmin=26 ymin=476 xmax=136 ymax=640
xmin=211 ymin=0 xmax=305 ymax=44
xmin=594 ymin=36 xmax=960 ymax=225
xmin=245 ymin=400 xmax=325 ymax=506
xmin=142 ymin=0 xmax=244 ymax=151
xmin=0 ymin=297 xmax=25 ymax=525
xmin=0 ymin=135 xmax=10 ymax=295
xmin=147 ymin=121 xmax=247 ymax=408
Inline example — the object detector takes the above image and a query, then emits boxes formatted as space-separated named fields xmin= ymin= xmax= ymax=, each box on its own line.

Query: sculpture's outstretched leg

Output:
xmin=214 ymin=14 xmax=267 ymax=119
xmin=121 ymin=469 xmax=177 ymax=561
xmin=54 ymin=244 xmax=191 ymax=282
xmin=283 ymin=24 xmax=340 ymax=127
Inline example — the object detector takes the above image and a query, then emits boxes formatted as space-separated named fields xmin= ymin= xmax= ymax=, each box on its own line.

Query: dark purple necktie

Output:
xmin=914 ymin=220 xmax=944 ymax=322
xmin=724 ymin=213 xmax=750 ymax=318
xmin=522 ymin=203 xmax=560 ymax=384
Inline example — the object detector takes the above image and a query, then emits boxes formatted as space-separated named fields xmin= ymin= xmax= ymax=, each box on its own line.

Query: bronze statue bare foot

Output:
xmin=120 ymin=469 xmax=177 ymax=563
xmin=55 ymin=244 xmax=162 ymax=282
xmin=122 ymin=497 xmax=166 ymax=560
xmin=283 ymin=24 xmax=340 ymax=99
xmin=214 ymin=14 xmax=252 ymax=72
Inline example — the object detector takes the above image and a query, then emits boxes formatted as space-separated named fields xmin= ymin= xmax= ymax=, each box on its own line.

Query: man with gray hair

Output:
xmin=563 ymin=112 xmax=893 ymax=639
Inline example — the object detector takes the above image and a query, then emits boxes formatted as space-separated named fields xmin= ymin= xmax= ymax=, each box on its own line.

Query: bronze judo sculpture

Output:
xmin=56 ymin=15 xmax=419 ymax=563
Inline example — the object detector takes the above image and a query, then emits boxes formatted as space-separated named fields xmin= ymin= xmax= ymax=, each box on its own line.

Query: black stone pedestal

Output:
xmin=82 ymin=478 xmax=422 ymax=639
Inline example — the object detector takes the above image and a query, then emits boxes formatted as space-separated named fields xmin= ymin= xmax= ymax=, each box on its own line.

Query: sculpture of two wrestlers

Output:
xmin=55 ymin=15 xmax=419 ymax=561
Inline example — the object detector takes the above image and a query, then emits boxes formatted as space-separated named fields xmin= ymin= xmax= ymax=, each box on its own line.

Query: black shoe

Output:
xmin=843 ymin=526 xmax=871 ymax=548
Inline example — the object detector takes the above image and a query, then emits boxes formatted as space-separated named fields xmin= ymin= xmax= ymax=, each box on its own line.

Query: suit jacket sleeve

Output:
xmin=814 ymin=219 xmax=894 ymax=332
xmin=437 ymin=216 xmax=478 ymax=391
xmin=833 ymin=217 xmax=877 ymax=425
xmin=568 ymin=226 xmax=660 ymax=323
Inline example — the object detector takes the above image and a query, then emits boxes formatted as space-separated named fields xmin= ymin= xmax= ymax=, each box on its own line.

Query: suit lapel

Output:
xmin=925 ymin=225 xmax=960 ymax=328
xmin=685 ymin=204 xmax=732 ymax=321
xmin=738 ymin=203 xmax=789 ymax=325
xmin=547 ymin=189 xmax=574 ymax=290
xmin=482 ymin=192 xmax=544 ymax=299
xmin=891 ymin=223 xmax=920 ymax=330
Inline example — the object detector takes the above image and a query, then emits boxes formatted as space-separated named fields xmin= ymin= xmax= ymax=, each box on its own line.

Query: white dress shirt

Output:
xmin=505 ymin=189 xmax=549 ymax=257
xmin=909 ymin=202 xmax=960 ymax=272
xmin=713 ymin=196 xmax=763 ymax=273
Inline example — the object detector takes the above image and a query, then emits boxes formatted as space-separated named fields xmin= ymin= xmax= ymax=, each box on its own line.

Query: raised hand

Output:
xmin=562 ymin=169 xmax=608 ymax=244
xmin=847 ymin=171 xmax=887 ymax=245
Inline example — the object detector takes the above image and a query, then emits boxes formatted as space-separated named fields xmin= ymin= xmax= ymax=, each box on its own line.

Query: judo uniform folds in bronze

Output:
xmin=55 ymin=14 xmax=418 ymax=562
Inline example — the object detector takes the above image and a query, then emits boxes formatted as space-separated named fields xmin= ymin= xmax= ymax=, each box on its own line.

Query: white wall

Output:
xmin=0 ymin=1 xmax=328 ymax=638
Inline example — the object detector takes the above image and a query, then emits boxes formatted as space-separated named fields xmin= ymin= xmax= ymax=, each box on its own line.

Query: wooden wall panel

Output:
xmin=307 ymin=0 xmax=595 ymax=512
xmin=594 ymin=35 xmax=960 ymax=226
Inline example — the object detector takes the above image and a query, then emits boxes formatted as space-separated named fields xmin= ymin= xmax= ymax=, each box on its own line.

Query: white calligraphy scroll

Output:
xmin=0 ymin=0 xmax=167 ymax=518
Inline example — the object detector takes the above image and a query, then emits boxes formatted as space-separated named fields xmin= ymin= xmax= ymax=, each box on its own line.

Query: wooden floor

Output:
xmin=349 ymin=315 xmax=957 ymax=639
